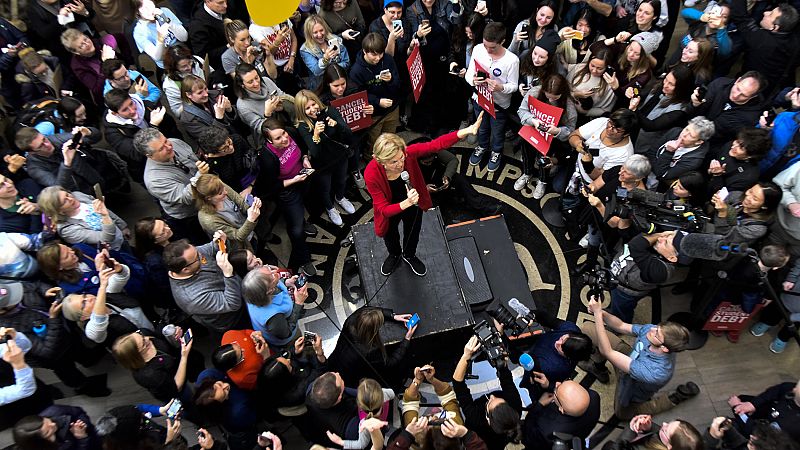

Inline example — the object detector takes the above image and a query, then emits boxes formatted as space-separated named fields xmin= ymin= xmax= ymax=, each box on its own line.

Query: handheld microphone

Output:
xmin=678 ymin=233 xmax=748 ymax=261
xmin=400 ymin=171 xmax=412 ymax=191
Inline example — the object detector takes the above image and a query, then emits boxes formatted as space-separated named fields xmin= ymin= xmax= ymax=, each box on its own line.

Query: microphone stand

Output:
xmin=746 ymin=249 xmax=800 ymax=349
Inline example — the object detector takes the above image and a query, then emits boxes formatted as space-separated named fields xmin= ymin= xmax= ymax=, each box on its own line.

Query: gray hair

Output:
xmin=133 ymin=128 xmax=164 ymax=157
xmin=688 ymin=116 xmax=715 ymax=141
xmin=623 ymin=154 xmax=651 ymax=179
xmin=242 ymin=268 xmax=276 ymax=307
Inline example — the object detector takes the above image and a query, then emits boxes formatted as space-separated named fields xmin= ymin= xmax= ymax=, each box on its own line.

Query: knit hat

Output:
xmin=0 ymin=283 xmax=23 ymax=309
xmin=535 ymin=29 xmax=561 ymax=56
xmin=384 ymin=0 xmax=402 ymax=8
xmin=630 ymin=31 xmax=660 ymax=55
xmin=671 ymin=231 xmax=694 ymax=265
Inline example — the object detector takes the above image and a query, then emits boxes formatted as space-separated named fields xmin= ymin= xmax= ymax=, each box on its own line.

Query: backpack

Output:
xmin=13 ymin=98 xmax=64 ymax=135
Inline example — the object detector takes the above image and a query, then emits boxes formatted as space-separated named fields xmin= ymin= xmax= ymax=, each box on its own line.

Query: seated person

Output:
xmin=112 ymin=328 xmax=203 ymax=403
xmin=101 ymin=59 xmax=162 ymax=105
xmin=15 ymin=127 xmax=130 ymax=198
xmin=652 ymin=117 xmax=714 ymax=191
xmin=212 ymin=329 xmax=272 ymax=390
xmin=241 ymin=265 xmax=309 ymax=348
xmin=727 ymin=379 xmax=800 ymax=441
xmin=37 ymin=186 xmax=129 ymax=251
xmin=619 ymin=415 xmax=703 ymax=450
xmin=522 ymin=380 xmax=601 ymax=450
xmin=103 ymin=88 xmax=169 ymax=182
xmin=581 ymin=297 xmax=698 ymax=419
xmin=163 ymin=233 xmax=244 ymax=333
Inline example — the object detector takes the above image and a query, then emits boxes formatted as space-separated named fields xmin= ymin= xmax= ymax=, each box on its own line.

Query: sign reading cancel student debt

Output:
xmin=406 ymin=45 xmax=425 ymax=103
xmin=518 ymin=96 xmax=563 ymax=155
xmin=331 ymin=91 xmax=372 ymax=131
xmin=473 ymin=61 xmax=496 ymax=118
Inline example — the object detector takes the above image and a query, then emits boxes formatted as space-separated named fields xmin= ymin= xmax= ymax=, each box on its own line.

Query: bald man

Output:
xmin=522 ymin=380 xmax=601 ymax=450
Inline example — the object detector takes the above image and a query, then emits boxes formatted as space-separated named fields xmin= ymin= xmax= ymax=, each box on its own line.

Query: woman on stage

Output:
xmin=365 ymin=113 xmax=484 ymax=277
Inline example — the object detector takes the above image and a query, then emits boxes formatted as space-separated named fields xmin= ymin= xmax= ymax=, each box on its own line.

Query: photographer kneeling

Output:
xmin=577 ymin=154 xmax=651 ymax=274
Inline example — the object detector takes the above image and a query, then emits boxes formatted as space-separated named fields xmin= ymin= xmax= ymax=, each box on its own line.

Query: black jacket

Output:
xmin=689 ymin=78 xmax=764 ymax=149
xmin=189 ymin=7 xmax=227 ymax=71
xmin=653 ymin=127 xmax=709 ymax=187
xmin=101 ymin=116 xmax=148 ymax=182
xmin=706 ymin=144 xmax=760 ymax=195
xmin=25 ymin=0 xmax=95 ymax=63
xmin=744 ymin=382 xmax=800 ymax=441
xmin=730 ymin=0 xmax=799 ymax=92
xmin=40 ymin=404 xmax=102 ymax=450
xmin=522 ymin=389 xmax=601 ymax=450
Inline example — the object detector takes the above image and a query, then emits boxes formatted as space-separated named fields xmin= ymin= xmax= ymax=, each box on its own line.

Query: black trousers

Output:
xmin=383 ymin=206 xmax=422 ymax=257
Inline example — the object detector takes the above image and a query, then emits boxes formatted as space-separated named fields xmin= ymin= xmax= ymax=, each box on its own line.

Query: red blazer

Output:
xmin=365 ymin=131 xmax=461 ymax=237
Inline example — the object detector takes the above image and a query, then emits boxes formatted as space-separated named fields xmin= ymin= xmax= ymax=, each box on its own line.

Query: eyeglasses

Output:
xmin=650 ymin=326 xmax=664 ymax=347
xmin=553 ymin=385 xmax=563 ymax=408
xmin=607 ymin=121 xmax=625 ymax=132
xmin=112 ymin=71 xmax=131 ymax=82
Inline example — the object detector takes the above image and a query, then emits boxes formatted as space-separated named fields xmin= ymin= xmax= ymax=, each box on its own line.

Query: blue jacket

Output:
xmin=680 ymin=8 xmax=732 ymax=57
xmin=103 ymin=69 xmax=162 ymax=104
xmin=762 ymin=111 xmax=800 ymax=174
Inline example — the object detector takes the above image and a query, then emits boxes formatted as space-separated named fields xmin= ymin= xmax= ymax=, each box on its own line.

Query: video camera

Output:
xmin=582 ymin=264 xmax=618 ymax=301
xmin=472 ymin=320 xmax=508 ymax=368
xmin=607 ymin=188 xmax=713 ymax=234
xmin=487 ymin=298 xmax=542 ymax=338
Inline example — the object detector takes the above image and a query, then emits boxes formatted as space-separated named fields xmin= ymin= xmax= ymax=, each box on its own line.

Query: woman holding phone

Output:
xmin=191 ymin=174 xmax=263 ymax=253
xmin=509 ymin=1 xmax=558 ymax=57
xmin=319 ymin=0 xmax=367 ymax=61
xmin=299 ymin=15 xmax=350 ymax=91
xmin=567 ymin=48 xmax=616 ymax=119
xmin=233 ymin=63 xmax=292 ymax=141
xmin=221 ymin=19 xmax=277 ymax=78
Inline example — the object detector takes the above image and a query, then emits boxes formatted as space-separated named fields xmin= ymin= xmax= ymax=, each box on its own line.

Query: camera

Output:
xmin=607 ymin=188 xmax=713 ymax=234
xmin=472 ymin=320 xmax=508 ymax=368
xmin=0 ymin=333 xmax=11 ymax=345
xmin=582 ymin=265 xmax=618 ymax=300
xmin=154 ymin=13 xmax=171 ymax=25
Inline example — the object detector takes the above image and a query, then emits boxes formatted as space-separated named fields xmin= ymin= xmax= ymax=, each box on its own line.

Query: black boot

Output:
xmin=573 ymin=245 xmax=600 ymax=275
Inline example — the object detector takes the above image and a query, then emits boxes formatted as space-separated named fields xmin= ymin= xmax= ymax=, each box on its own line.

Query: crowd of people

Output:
xmin=1 ymin=0 xmax=800 ymax=448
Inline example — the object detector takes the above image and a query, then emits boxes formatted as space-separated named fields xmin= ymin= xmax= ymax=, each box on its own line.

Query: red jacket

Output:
xmin=365 ymin=131 xmax=461 ymax=237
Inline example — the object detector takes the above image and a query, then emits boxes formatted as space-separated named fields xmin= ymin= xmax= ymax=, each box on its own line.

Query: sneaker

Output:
xmin=578 ymin=360 xmax=610 ymax=384
xmin=303 ymin=221 xmax=318 ymax=237
xmin=668 ymin=381 xmax=700 ymax=404
xmin=750 ymin=322 xmax=770 ymax=337
xmin=353 ymin=171 xmax=366 ymax=189
xmin=769 ymin=337 xmax=787 ymax=353
xmin=487 ymin=151 xmax=502 ymax=172
xmin=327 ymin=208 xmax=343 ymax=226
xmin=533 ymin=180 xmax=547 ymax=199
xmin=469 ymin=146 xmax=486 ymax=166
xmin=300 ymin=261 xmax=317 ymax=277
xmin=381 ymin=254 xmax=401 ymax=276
xmin=337 ymin=197 xmax=356 ymax=214
xmin=684 ymin=0 xmax=696 ymax=6
xmin=403 ymin=254 xmax=427 ymax=276
xmin=579 ymin=232 xmax=590 ymax=249
xmin=514 ymin=174 xmax=531 ymax=191
xmin=504 ymin=129 xmax=515 ymax=140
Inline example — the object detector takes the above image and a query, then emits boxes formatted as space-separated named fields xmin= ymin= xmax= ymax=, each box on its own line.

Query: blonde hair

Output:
xmin=60 ymin=28 xmax=86 ymax=52
xmin=37 ymin=186 xmax=70 ymax=225
xmin=294 ymin=89 xmax=328 ymax=132
xmin=180 ymin=74 xmax=207 ymax=104
xmin=618 ymin=41 xmax=652 ymax=82
xmin=112 ymin=333 xmax=147 ymax=370
xmin=302 ymin=15 xmax=334 ymax=54
xmin=373 ymin=133 xmax=406 ymax=163
xmin=356 ymin=378 xmax=384 ymax=418
xmin=191 ymin=174 xmax=226 ymax=213
xmin=223 ymin=18 xmax=249 ymax=46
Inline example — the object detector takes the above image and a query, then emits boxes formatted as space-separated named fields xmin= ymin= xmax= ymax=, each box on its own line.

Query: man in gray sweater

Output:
xmin=133 ymin=128 xmax=209 ymax=244
xmin=163 ymin=231 xmax=244 ymax=333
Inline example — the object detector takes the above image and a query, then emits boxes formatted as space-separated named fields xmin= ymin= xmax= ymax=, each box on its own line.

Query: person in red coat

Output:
xmin=365 ymin=113 xmax=484 ymax=277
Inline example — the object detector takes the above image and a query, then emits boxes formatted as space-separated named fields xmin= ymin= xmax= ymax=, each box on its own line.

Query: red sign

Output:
xmin=703 ymin=300 xmax=769 ymax=332
xmin=331 ymin=91 xmax=373 ymax=132
xmin=517 ymin=96 xmax=564 ymax=155
xmin=406 ymin=45 xmax=426 ymax=103
xmin=473 ymin=60 xmax=496 ymax=118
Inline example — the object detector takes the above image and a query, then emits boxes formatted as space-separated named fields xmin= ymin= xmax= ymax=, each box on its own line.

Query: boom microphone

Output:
xmin=679 ymin=233 xmax=748 ymax=261
xmin=400 ymin=171 xmax=412 ymax=191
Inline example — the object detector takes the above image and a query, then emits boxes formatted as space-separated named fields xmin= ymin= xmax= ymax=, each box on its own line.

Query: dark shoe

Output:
xmin=669 ymin=381 xmax=700 ymax=404
xmin=300 ymin=262 xmax=317 ymax=277
xmin=403 ymin=255 xmax=427 ymax=276
xmin=578 ymin=360 xmax=610 ymax=384
xmin=303 ymin=222 xmax=318 ymax=237
xmin=75 ymin=374 xmax=112 ymax=397
xmin=381 ymin=254 xmax=401 ymax=276
xmin=267 ymin=234 xmax=282 ymax=245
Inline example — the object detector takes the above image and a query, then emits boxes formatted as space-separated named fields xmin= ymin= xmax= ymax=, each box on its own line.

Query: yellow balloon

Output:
xmin=246 ymin=0 xmax=299 ymax=26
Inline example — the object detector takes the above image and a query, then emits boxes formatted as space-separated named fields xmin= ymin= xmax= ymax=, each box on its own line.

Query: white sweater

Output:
xmin=466 ymin=44 xmax=520 ymax=110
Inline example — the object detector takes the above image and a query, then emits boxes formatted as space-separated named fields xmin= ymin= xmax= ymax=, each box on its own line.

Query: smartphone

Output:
xmin=406 ymin=313 xmax=420 ymax=329
xmin=245 ymin=194 xmax=255 ymax=206
xmin=709 ymin=4 xmax=723 ymax=15
xmin=476 ymin=0 xmax=487 ymax=9
xmin=696 ymin=85 xmax=708 ymax=100
xmin=299 ymin=168 xmax=315 ymax=176
xmin=327 ymin=38 xmax=338 ymax=51
xmin=93 ymin=183 xmax=103 ymax=200
xmin=69 ymin=130 xmax=83 ymax=149
xmin=477 ymin=70 xmax=489 ymax=79
xmin=182 ymin=329 xmax=193 ymax=345
xmin=303 ymin=330 xmax=316 ymax=342
xmin=421 ymin=19 xmax=430 ymax=27
xmin=269 ymin=89 xmax=279 ymax=99
xmin=260 ymin=432 xmax=273 ymax=449
xmin=166 ymin=399 xmax=183 ymax=419
xmin=380 ymin=69 xmax=391 ymax=77
xmin=296 ymin=273 xmax=308 ymax=288
xmin=520 ymin=23 xmax=530 ymax=35
xmin=605 ymin=66 xmax=615 ymax=77
xmin=718 ymin=186 xmax=730 ymax=201
xmin=351 ymin=31 xmax=361 ymax=38
xmin=392 ymin=19 xmax=403 ymax=31
xmin=738 ymin=413 xmax=749 ymax=423
xmin=537 ymin=122 xmax=550 ymax=133
xmin=571 ymin=30 xmax=585 ymax=40
xmin=765 ymin=108 xmax=778 ymax=125
xmin=218 ymin=238 xmax=227 ymax=253
xmin=449 ymin=63 xmax=460 ymax=74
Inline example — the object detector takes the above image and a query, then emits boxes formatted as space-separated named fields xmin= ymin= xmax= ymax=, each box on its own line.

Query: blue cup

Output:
xmin=519 ymin=353 xmax=535 ymax=371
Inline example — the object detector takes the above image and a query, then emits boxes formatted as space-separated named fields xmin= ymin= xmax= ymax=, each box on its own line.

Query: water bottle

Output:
xmin=518 ymin=353 xmax=535 ymax=371
xmin=508 ymin=298 xmax=531 ymax=317
xmin=162 ymin=324 xmax=180 ymax=346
